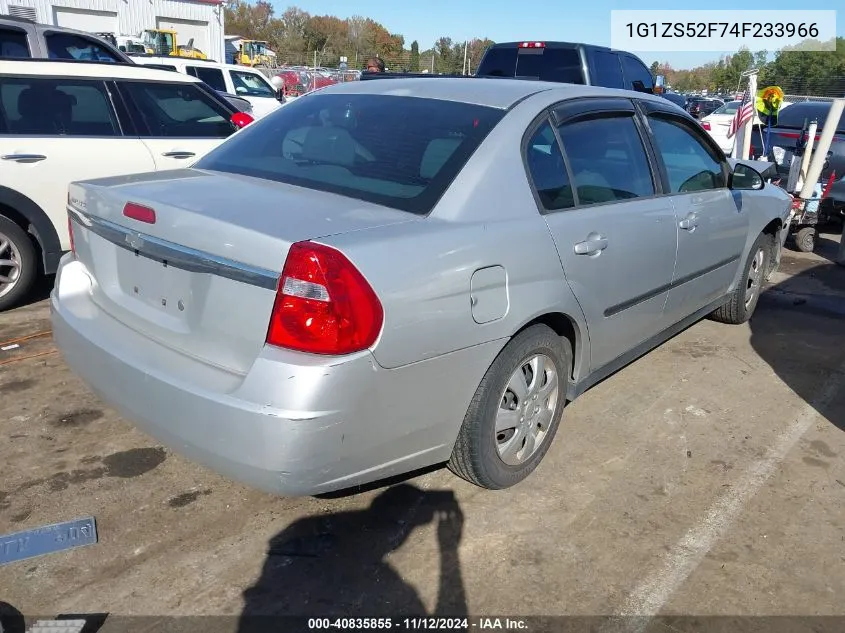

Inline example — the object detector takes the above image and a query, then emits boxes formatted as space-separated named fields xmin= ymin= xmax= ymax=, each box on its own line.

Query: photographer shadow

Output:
xmin=237 ymin=484 xmax=467 ymax=632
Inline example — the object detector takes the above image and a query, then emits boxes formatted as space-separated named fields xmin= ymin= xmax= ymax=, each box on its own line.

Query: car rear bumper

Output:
xmin=51 ymin=257 xmax=503 ymax=496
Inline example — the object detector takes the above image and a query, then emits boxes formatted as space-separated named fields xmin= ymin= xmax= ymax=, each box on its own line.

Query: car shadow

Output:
xmin=237 ymin=483 xmax=467 ymax=632
xmin=751 ymin=261 xmax=845 ymax=432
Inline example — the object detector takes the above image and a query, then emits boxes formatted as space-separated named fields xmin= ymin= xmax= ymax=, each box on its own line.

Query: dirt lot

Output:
xmin=2 ymin=234 xmax=844 ymax=631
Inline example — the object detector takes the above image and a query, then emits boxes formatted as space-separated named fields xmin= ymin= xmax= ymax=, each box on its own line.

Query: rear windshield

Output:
xmin=712 ymin=101 xmax=740 ymax=115
xmin=476 ymin=47 xmax=585 ymax=84
xmin=776 ymin=102 xmax=845 ymax=132
xmin=194 ymin=93 xmax=505 ymax=215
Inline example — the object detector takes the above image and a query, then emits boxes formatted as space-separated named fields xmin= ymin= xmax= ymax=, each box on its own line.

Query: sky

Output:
xmin=270 ymin=0 xmax=843 ymax=69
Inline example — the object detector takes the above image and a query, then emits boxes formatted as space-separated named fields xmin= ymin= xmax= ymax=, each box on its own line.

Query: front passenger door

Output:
xmin=642 ymin=109 xmax=748 ymax=324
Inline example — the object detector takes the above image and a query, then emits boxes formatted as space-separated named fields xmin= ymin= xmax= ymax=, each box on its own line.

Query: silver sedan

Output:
xmin=52 ymin=78 xmax=792 ymax=496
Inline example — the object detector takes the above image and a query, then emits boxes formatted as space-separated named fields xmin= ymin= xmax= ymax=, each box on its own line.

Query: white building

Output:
xmin=0 ymin=0 xmax=226 ymax=61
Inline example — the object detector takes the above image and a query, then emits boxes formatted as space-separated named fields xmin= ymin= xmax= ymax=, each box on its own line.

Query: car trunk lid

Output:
xmin=68 ymin=169 xmax=415 ymax=374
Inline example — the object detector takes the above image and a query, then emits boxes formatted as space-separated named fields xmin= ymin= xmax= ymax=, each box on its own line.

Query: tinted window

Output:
xmin=621 ymin=55 xmax=653 ymax=93
xmin=120 ymin=81 xmax=234 ymax=138
xmin=45 ymin=33 xmax=121 ymax=62
xmin=476 ymin=47 xmax=584 ymax=84
xmin=188 ymin=66 xmax=226 ymax=92
xmin=592 ymin=51 xmax=623 ymax=88
xmin=557 ymin=115 xmax=654 ymax=205
xmin=776 ymin=102 xmax=845 ymax=132
xmin=648 ymin=117 xmax=727 ymax=193
xmin=230 ymin=70 xmax=274 ymax=97
xmin=195 ymin=94 xmax=505 ymax=215
xmin=661 ymin=92 xmax=686 ymax=108
xmin=525 ymin=121 xmax=574 ymax=211
xmin=0 ymin=78 xmax=119 ymax=136
xmin=712 ymin=101 xmax=740 ymax=116
xmin=0 ymin=28 xmax=30 ymax=58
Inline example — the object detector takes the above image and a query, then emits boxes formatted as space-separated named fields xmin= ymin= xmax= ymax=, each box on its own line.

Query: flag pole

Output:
xmin=740 ymin=71 xmax=758 ymax=160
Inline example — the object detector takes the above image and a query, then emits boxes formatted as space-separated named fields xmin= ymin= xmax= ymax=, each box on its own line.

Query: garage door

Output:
xmin=156 ymin=17 xmax=208 ymax=55
xmin=52 ymin=7 xmax=118 ymax=33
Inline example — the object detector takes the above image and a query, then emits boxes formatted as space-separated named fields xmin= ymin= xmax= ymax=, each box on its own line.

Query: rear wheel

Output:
xmin=448 ymin=324 xmax=570 ymax=490
xmin=0 ymin=216 xmax=37 ymax=312
xmin=710 ymin=232 xmax=772 ymax=325
xmin=794 ymin=226 xmax=816 ymax=253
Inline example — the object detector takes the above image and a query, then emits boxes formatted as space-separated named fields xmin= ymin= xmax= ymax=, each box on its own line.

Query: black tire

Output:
xmin=0 ymin=215 xmax=37 ymax=312
xmin=448 ymin=324 xmax=570 ymax=490
xmin=710 ymin=232 xmax=773 ymax=325
xmin=794 ymin=226 xmax=816 ymax=253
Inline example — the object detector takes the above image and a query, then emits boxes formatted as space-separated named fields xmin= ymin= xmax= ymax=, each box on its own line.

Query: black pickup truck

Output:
xmin=362 ymin=41 xmax=662 ymax=95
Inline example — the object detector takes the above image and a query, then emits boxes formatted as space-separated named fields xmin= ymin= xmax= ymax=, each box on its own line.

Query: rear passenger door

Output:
xmin=639 ymin=102 xmax=747 ymax=323
xmin=116 ymin=80 xmax=236 ymax=170
xmin=0 ymin=77 xmax=154 ymax=250
xmin=531 ymin=98 xmax=678 ymax=372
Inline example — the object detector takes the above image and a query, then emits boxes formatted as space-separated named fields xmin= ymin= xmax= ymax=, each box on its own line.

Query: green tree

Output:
xmin=409 ymin=40 xmax=420 ymax=72
xmin=649 ymin=61 xmax=659 ymax=76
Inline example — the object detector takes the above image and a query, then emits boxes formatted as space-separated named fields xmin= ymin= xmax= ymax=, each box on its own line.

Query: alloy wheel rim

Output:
xmin=0 ymin=232 xmax=22 ymax=300
xmin=495 ymin=354 xmax=559 ymax=466
xmin=744 ymin=247 xmax=765 ymax=309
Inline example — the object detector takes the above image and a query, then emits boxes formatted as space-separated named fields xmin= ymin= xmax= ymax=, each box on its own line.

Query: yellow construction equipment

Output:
xmin=141 ymin=29 xmax=207 ymax=59
xmin=237 ymin=40 xmax=272 ymax=66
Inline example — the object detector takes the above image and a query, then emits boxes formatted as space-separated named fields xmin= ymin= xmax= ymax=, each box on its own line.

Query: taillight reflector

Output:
xmin=701 ymin=121 xmax=711 ymax=130
xmin=123 ymin=202 xmax=156 ymax=224
xmin=231 ymin=112 xmax=254 ymax=129
xmin=266 ymin=241 xmax=383 ymax=355
xmin=520 ymin=41 xmax=545 ymax=48
xmin=68 ymin=214 xmax=75 ymax=255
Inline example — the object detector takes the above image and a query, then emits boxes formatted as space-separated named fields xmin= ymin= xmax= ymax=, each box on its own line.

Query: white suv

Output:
xmin=0 ymin=59 xmax=253 ymax=310
xmin=129 ymin=56 xmax=285 ymax=119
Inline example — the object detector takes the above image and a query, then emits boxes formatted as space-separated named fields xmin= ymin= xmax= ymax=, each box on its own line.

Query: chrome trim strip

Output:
xmin=67 ymin=206 xmax=279 ymax=291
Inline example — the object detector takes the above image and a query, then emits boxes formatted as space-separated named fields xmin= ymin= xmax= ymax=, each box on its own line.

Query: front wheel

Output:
xmin=448 ymin=324 xmax=570 ymax=490
xmin=710 ymin=232 xmax=772 ymax=325
xmin=0 ymin=215 xmax=37 ymax=312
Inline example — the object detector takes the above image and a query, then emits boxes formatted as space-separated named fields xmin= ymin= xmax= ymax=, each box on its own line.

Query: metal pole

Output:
xmin=799 ymin=98 xmax=845 ymax=199
xmin=740 ymin=72 xmax=757 ymax=160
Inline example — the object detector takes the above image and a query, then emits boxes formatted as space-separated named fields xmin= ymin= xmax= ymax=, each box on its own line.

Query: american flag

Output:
xmin=728 ymin=90 xmax=754 ymax=139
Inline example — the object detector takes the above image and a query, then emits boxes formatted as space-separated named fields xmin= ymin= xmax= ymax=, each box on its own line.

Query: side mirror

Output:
xmin=730 ymin=163 xmax=765 ymax=190
xmin=654 ymin=74 xmax=665 ymax=94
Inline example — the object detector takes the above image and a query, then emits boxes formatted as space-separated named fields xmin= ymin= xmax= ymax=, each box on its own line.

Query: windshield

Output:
xmin=194 ymin=93 xmax=505 ymax=215
xmin=230 ymin=70 xmax=275 ymax=97
xmin=712 ymin=101 xmax=740 ymax=116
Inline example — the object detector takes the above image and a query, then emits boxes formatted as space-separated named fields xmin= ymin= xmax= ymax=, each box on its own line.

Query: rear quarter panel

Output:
xmin=320 ymin=92 xmax=592 ymax=380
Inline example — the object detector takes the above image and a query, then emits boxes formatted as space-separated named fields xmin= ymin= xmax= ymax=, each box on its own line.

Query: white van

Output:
xmin=130 ymin=56 xmax=284 ymax=119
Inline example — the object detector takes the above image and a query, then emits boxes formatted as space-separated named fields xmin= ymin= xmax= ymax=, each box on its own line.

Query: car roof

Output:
xmin=131 ymin=55 xmax=247 ymax=71
xmin=314 ymin=77 xmax=667 ymax=110
xmin=0 ymin=59 xmax=202 ymax=83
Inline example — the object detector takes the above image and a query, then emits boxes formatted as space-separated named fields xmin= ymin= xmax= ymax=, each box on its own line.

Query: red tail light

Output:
xmin=231 ymin=112 xmax=254 ymax=129
xmin=520 ymin=41 xmax=545 ymax=48
xmin=123 ymin=202 xmax=156 ymax=224
xmin=701 ymin=121 xmax=711 ymax=130
xmin=266 ymin=241 xmax=383 ymax=355
xmin=68 ymin=214 xmax=75 ymax=256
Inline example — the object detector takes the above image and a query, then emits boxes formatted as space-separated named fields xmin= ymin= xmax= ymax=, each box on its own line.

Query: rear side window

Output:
xmin=119 ymin=81 xmax=234 ymax=138
xmin=592 ymin=50 xmax=623 ymax=89
xmin=230 ymin=70 xmax=274 ymax=97
xmin=648 ymin=116 xmax=727 ymax=192
xmin=525 ymin=121 xmax=574 ymax=211
xmin=776 ymin=102 xmax=845 ymax=133
xmin=476 ymin=47 xmax=585 ymax=84
xmin=621 ymin=55 xmax=653 ymax=93
xmin=45 ymin=32 xmax=121 ymax=62
xmin=188 ymin=66 xmax=226 ymax=92
xmin=557 ymin=115 xmax=654 ymax=204
xmin=195 ymin=93 xmax=505 ymax=215
xmin=0 ymin=28 xmax=30 ymax=58
xmin=0 ymin=77 xmax=119 ymax=136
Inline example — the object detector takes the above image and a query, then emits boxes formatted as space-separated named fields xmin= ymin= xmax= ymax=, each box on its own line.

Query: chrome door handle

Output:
xmin=161 ymin=151 xmax=196 ymax=159
xmin=574 ymin=234 xmax=609 ymax=255
xmin=1 ymin=154 xmax=46 ymax=163
xmin=679 ymin=214 xmax=699 ymax=231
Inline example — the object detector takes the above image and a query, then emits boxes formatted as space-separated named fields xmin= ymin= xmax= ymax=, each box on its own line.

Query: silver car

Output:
xmin=52 ymin=78 xmax=792 ymax=496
